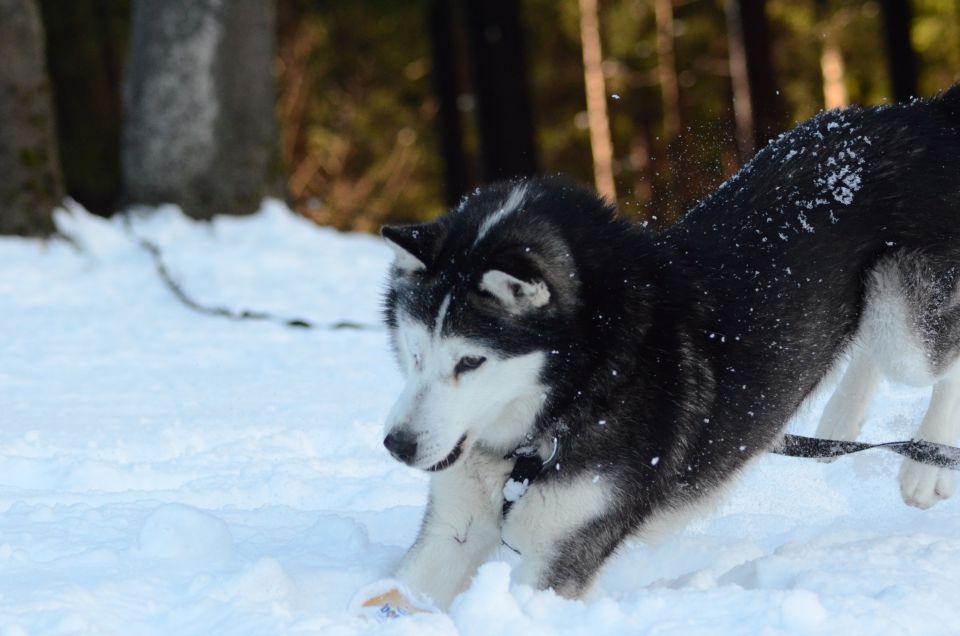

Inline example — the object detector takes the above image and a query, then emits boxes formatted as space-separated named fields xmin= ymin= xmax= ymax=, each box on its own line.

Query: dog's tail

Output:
xmin=937 ymin=84 xmax=960 ymax=119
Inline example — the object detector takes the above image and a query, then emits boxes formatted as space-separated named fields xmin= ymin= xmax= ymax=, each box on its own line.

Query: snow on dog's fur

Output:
xmin=379 ymin=86 xmax=960 ymax=608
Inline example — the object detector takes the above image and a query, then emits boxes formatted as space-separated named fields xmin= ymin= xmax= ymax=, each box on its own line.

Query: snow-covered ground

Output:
xmin=2 ymin=201 xmax=959 ymax=635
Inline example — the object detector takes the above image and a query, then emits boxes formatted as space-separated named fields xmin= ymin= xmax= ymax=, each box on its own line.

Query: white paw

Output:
xmin=814 ymin=410 xmax=861 ymax=443
xmin=899 ymin=459 xmax=955 ymax=509
xmin=814 ymin=411 xmax=862 ymax=463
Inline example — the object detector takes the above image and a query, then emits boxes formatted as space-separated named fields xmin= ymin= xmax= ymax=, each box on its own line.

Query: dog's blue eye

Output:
xmin=455 ymin=355 xmax=486 ymax=375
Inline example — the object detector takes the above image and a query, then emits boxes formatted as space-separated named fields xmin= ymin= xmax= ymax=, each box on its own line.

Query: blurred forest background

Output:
xmin=2 ymin=0 xmax=958 ymax=237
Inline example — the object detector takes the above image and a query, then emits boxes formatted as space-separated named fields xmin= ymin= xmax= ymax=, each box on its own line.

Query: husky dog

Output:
xmin=379 ymin=86 xmax=960 ymax=608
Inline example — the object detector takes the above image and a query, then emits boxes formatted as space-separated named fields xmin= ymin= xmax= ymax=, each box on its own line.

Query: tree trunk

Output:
xmin=578 ymin=0 xmax=616 ymax=203
xmin=0 ymin=0 xmax=63 ymax=236
xmin=123 ymin=0 xmax=281 ymax=219
xmin=879 ymin=0 xmax=918 ymax=102
xmin=429 ymin=0 xmax=471 ymax=207
xmin=464 ymin=0 xmax=538 ymax=182
xmin=38 ymin=0 xmax=128 ymax=217
xmin=726 ymin=0 xmax=786 ymax=159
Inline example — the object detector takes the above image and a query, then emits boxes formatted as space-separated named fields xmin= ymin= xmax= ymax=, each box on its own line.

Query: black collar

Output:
xmin=501 ymin=435 xmax=561 ymax=516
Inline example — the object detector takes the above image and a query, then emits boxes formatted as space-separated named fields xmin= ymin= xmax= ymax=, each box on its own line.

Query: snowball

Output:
xmin=310 ymin=514 xmax=369 ymax=558
xmin=780 ymin=590 xmax=829 ymax=629
xmin=226 ymin=558 xmax=295 ymax=603
xmin=503 ymin=478 xmax=530 ymax=503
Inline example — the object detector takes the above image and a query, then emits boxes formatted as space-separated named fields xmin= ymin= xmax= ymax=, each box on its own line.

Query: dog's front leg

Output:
xmin=501 ymin=472 xmax=620 ymax=598
xmin=396 ymin=450 xmax=508 ymax=609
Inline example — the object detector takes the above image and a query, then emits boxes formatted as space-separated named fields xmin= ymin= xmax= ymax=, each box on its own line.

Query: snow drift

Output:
xmin=1 ymin=201 xmax=959 ymax=634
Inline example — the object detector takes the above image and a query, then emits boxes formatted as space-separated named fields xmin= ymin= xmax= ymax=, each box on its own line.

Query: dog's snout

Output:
xmin=384 ymin=431 xmax=418 ymax=463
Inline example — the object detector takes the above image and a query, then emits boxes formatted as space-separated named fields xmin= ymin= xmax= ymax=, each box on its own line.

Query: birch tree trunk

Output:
xmin=123 ymin=0 xmax=281 ymax=219
xmin=0 ymin=0 xmax=63 ymax=236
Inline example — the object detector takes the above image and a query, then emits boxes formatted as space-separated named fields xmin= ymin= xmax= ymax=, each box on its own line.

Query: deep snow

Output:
xmin=2 ymin=201 xmax=959 ymax=635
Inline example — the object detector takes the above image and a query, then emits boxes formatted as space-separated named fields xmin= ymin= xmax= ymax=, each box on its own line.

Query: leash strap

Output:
xmin=134 ymin=235 xmax=378 ymax=331
xmin=774 ymin=433 xmax=960 ymax=470
xmin=502 ymin=433 xmax=960 ymax=518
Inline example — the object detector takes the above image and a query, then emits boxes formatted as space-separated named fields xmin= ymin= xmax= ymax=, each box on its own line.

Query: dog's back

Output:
xmin=665 ymin=87 xmax=960 ymax=504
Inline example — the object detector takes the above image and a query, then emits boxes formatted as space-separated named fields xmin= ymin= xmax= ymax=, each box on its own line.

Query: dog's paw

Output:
xmin=814 ymin=410 xmax=861 ymax=445
xmin=813 ymin=413 xmax=862 ymax=464
xmin=349 ymin=579 xmax=436 ymax=621
xmin=899 ymin=458 xmax=955 ymax=509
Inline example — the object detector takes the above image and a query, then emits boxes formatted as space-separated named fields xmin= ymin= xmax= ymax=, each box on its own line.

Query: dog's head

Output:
xmin=379 ymin=178 xmax=614 ymax=471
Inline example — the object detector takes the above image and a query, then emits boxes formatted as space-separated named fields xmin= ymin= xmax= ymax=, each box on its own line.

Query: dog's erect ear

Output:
xmin=479 ymin=270 xmax=551 ymax=313
xmin=381 ymin=223 xmax=444 ymax=273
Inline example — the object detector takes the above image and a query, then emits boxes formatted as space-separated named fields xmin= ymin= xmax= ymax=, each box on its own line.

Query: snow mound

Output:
xmin=450 ymin=563 xmax=539 ymax=634
xmin=138 ymin=503 xmax=234 ymax=564
xmin=217 ymin=558 xmax=296 ymax=603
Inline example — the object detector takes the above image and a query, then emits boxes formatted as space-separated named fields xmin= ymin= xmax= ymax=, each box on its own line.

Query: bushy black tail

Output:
xmin=939 ymin=84 xmax=960 ymax=119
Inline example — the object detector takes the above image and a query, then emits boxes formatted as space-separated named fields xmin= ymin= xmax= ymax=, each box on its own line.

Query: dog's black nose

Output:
xmin=384 ymin=431 xmax=418 ymax=463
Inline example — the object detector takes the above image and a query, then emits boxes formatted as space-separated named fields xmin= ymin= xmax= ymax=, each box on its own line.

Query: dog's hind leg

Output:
xmin=396 ymin=450 xmax=508 ymax=609
xmin=900 ymin=370 xmax=960 ymax=508
xmin=860 ymin=253 xmax=960 ymax=509
xmin=815 ymin=345 xmax=882 ymax=443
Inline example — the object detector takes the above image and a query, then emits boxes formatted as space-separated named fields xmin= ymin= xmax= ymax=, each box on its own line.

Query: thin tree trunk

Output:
xmin=653 ymin=0 xmax=680 ymax=141
xmin=123 ymin=0 xmax=281 ymax=219
xmin=815 ymin=0 xmax=849 ymax=110
xmin=464 ymin=0 xmax=538 ymax=182
xmin=578 ymin=0 xmax=616 ymax=203
xmin=0 ymin=0 xmax=62 ymax=236
xmin=879 ymin=0 xmax=918 ymax=101
xmin=629 ymin=132 xmax=652 ymax=207
xmin=726 ymin=0 xmax=754 ymax=159
xmin=820 ymin=37 xmax=849 ymax=109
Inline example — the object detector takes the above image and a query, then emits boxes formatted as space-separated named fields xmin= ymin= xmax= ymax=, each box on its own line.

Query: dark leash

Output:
xmin=502 ymin=433 xmax=960 ymax=516
xmin=773 ymin=433 xmax=960 ymax=470
xmin=126 ymin=225 xmax=381 ymax=332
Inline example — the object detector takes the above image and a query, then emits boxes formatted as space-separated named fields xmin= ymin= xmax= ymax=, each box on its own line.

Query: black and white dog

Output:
xmin=379 ymin=86 xmax=960 ymax=608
